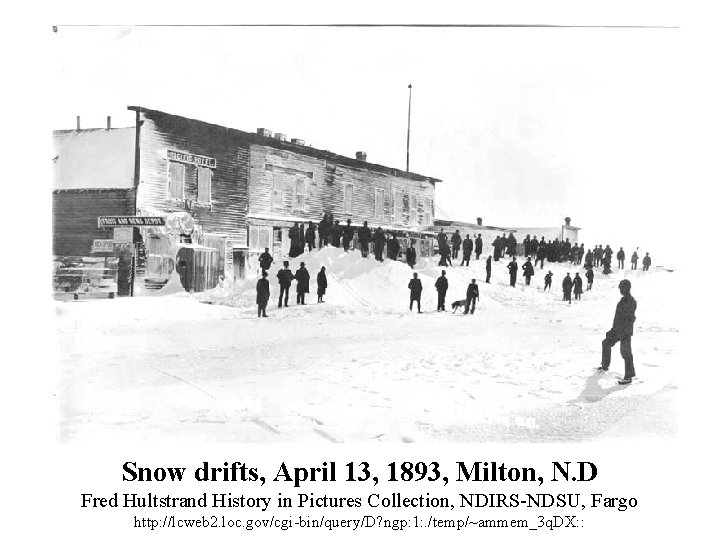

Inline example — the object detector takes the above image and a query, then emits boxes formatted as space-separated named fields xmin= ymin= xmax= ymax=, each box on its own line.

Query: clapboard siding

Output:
xmin=135 ymin=111 xmax=250 ymax=274
xmin=53 ymin=189 xmax=136 ymax=256
xmin=248 ymin=145 xmax=435 ymax=229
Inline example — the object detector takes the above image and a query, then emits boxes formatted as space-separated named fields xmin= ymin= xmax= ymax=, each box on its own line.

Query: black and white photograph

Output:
xmin=48 ymin=20 xmax=684 ymax=444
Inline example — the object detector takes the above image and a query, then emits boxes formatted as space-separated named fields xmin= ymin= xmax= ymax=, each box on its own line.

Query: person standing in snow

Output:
xmin=294 ymin=261 xmax=310 ymax=305
xmin=276 ymin=261 xmax=294 ymax=308
xmin=461 ymin=234 xmax=473 ymax=266
xmin=358 ymin=221 xmax=372 ymax=257
xmin=617 ymin=247 xmax=626 ymax=269
xmin=256 ymin=271 xmax=270 ymax=318
xmin=598 ymin=279 xmax=637 ymax=385
xmin=631 ymin=250 xmax=639 ymax=270
xmin=464 ymin=278 xmax=479 ymax=314
xmin=387 ymin=233 xmax=400 ymax=260
xmin=507 ymin=256 xmax=518 ymax=287
xmin=474 ymin=233 xmax=483 ymax=260
xmin=530 ymin=235 xmax=539 ymax=260
xmin=535 ymin=237 xmax=546 ymax=269
xmin=373 ymin=227 xmax=386 ymax=261
xmin=435 ymin=269 xmax=448 ymax=311
xmin=562 ymin=272 xmax=573 ymax=303
xmin=317 ymin=214 xmax=330 ymax=248
xmin=492 ymin=235 xmax=502 ymax=262
xmin=406 ymin=240 xmax=417 ymax=269
xmin=522 ymin=256 xmax=534 ymax=285
xmin=331 ymin=220 xmax=342 ymax=247
xmin=499 ymin=233 xmax=508 ymax=258
xmin=642 ymin=252 xmax=652 ymax=271
xmin=544 ymin=270 xmax=553 ymax=291
xmin=439 ymin=241 xmax=452 ymax=267
xmin=573 ymin=272 xmax=583 ymax=301
xmin=585 ymin=266 xmax=594 ymax=291
xmin=316 ymin=266 xmax=327 ymax=303
xmin=584 ymin=249 xmax=594 ymax=269
xmin=506 ymin=233 xmax=517 ymax=258
xmin=288 ymin=222 xmax=302 ymax=257
xmin=305 ymin=221 xmax=316 ymax=251
xmin=485 ymin=255 xmax=492 ymax=283
xmin=258 ymin=247 xmax=273 ymax=272
xmin=451 ymin=230 xmax=462 ymax=260
xmin=408 ymin=272 xmax=423 ymax=313
xmin=341 ymin=219 xmax=354 ymax=251
xmin=523 ymin=235 xmax=531 ymax=258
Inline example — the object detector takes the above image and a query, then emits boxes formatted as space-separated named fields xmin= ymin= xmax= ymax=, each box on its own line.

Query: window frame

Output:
xmin=343 ymin=183 xmax=354 ymax=215
xmin=197 ymin=167 xmax=212 ymax=205
xmin=271 ymin=173 xmax=284 ymax=211
xmin=168 ymin=160 xmax=186 ymax=200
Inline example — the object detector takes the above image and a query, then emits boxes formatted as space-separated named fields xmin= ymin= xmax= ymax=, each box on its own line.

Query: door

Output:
xmin=233 ymin=248 xmax=247 ymax=281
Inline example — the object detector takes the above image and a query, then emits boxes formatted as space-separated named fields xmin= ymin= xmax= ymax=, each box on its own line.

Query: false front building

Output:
xmin=53 ymin=106 xmax=441 ymax=294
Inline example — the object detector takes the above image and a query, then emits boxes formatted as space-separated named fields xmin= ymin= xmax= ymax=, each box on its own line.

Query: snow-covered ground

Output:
xmin=55 ymin=247 xmax=679 ymax=443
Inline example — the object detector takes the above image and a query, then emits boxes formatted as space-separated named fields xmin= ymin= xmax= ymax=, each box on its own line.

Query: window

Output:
xmin=374 ymin=188 xmax=385 ymax=218
xmin=343 ymin=183 xmax=354 ymax=214
xmin=271 ymin=173 xmax=284 ymax=211
xmin=198 ymin=167 xmax=212 ymax=204
xmin=394 ymin=189 xmax=403 ymax=224
xmin=249 ymin=225 xmax=273 ymax=251
xmin=168 ymin=161 xmax=185 ymax=199
xmin=294 ymin=177 xmax=307 ymax=210
xmin=425 ymin=198 xmax=434 ymax=225
xmin=409 ymin=194 xmax=418 ymax=225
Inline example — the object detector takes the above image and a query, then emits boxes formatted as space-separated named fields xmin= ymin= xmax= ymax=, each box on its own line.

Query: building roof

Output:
xmin=432 ymin=219 xmax=516 ymax=232
xmin=128 ymin=106 xmax=442 ymax=185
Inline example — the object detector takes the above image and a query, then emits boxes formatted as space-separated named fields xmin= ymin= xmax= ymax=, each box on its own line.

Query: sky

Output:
xmin=49 ymin=24 xmax=683 ymax=265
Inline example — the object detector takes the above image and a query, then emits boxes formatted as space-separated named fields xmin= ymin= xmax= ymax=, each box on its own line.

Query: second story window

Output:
xmin=294 ymin=177 xmax=307 ymax=210
xmin=168 ymin=161 xmax=185 ymax=199
xmin=343 ymin=183 xmax=354 ymax=214
xmin=410 ymin=193 xmax=418 ymax=225
xmin=394 ymin=189 xmax=403 ymax=224
xmin=197 ymin=167 xmax=212 ymax=204
xmin=374 ymin=188 xmax=385 ymax=218
xmin=271 ymin=173 xmax=284 ymax=211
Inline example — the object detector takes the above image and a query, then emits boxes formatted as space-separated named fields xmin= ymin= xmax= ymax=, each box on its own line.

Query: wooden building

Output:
xmin=53 ymin=106 xmax=442 ymax=294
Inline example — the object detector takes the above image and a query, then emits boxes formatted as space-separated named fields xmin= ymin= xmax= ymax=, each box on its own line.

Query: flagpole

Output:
xmin=406 ymin=83 xmax=412 ymax=172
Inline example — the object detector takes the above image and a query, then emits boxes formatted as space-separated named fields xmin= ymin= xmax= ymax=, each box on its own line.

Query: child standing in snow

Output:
xmin=544 ymin=271 xmax=553 ymax=291
xmin=585 ymin=266 xmax=594 ymax=291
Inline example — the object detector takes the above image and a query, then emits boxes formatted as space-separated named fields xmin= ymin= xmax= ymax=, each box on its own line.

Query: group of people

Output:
xmin=435 ymin=229 xmax=484 ymax=267
xmin=255 ymin=260 xmax=328 ymax=317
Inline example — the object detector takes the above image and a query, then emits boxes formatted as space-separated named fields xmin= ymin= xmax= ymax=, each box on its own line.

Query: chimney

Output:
xmin=273 ymin=132 xmax=287 ymax=142
xmin=256 ymin=128 xmax=272 ymax=137
xmin=106 ymin=116 xmax=112 ymax=130
xmin=76 ymin=116 xmax=81 ymax=130
xmin=291 ymin=138 xmax=305 ymax=146
xmin=356 ymin=151 xmax=367 ymax=161
xmin=564 ymin=217 xmax=571 ymax=226
xmin=476 ymin=217 xmax=483 ymax=226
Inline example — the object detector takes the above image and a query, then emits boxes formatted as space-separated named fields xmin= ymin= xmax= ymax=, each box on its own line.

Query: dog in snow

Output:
xmin=451 ymin=299 xmax=467 ymax=313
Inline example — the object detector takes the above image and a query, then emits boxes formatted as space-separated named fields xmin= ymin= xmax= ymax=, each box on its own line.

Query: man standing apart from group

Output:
xmin=435 ymin=270 xmax=448 ymax=311
xmin=408 ymin=272 xmax=423 ymax=313
xmin=598 ymin=279 xmax=637 ymax=385
xmin=642 ymin=253 xmax=652 ymax=271
xmin=464 ymin=279 xmax=479 ymax=314
xmin=461 ymin=234 xmax=473 ymax=266
xmin=276 ymin=261 xmax=294 ymax=308
xmin=256 ymin=271 xmax=270 ymax=317
xmin=507 ymin=256 xmax=518 ymax=287
xmin=522 ymin=257 xmax=534 ymax=285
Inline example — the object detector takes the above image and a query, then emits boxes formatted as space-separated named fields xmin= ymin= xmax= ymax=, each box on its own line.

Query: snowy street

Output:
xmin=55 ymin=248 xmax=678 ymax=443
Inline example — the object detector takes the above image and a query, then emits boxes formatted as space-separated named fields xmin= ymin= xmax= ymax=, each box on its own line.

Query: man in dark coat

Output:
xmin=522 ymin=256 xmax=534 ymax=285
xmin=256 ymin=272 xmax=270 ymax=318
xmin=485 ymin=255 xmax=492 ymax=283
xmin=598 ymin=279 xmax=637 ymax=384
xmin=499 ymin=233 xmax=507 ymax=257
xmin=450 ymin=230 xmax=462 ymax=260
xmin=288 ymin=222 xmax=302 ymax=257
xmin=544 ymin=271 xmax=553 ymax=291
xmin=408 ymin=272 xmax=423 ymax=313
xmin=317 ymin=214 xmax=331 ymax=248
xmin=406 ymin=241 xmax=417 ymax=269
xmin=642 ymin=253 xmax=651 ymax=271
xmin=305 ymin=221 xmax=316 ymax=251
xmin=330 ymin=220 xmax=342 ymax=247
xmin=316 ymin=266 xmax=327 ymax=303
xmin=258 ymin=247 xmax=273 ymax=272
xmin=492 ymin=235 xmax=502 ymax=262
xmin=617 ymin=247 xmax=625 ymax=269
xmin=387 ymin=234 xmax=400 ymax=260
xmin=530 ymin=235 xmax=539 ymax=259
xmin=439 ymin=241 xmax=452 ymax=267
xmin=573 ymin=272 xmax=583 ymax=301
xmin=506 ymin=233 xmax=517 ymax=257
xmin=578 ymin=243 xmax=585 ymax=266
xmin=435 ymin=269 xmax=448 ymax=311
xmin=461 ymin=234 xmax=473 ymax=266
xmin=507 ymin=256 xmax=518 ymax=287
xmin=341 ymin=219 xmax=354 ymax=251
xmin=276 ymin=261 xmax=294 ymax=308
xmin=373 ymin=227 xmax=386 ymax=261
xmin=631 ymin=250 xmax=639 ymax=270
xmin=436 ymin=228 xmax=448 ymax=252
xmin=294 ymin=261 xmax=310 ymax=305
xmin=535 ymin=237 xmax=546 ymax=268
xmin=584 ymin=249 xmax=594 ymax=269
xmin=562 ymin=272 xmax=573 ymax=303
xmin=464 ymin=279 xmax=479 ymax=314
xmin=603 ymin=245 xmax=613 ymax=267
xmin=358 ymin=221 xmax=372 ymax=257
xmin=585 ymin=266 xmax=594 ymax=291
xmin=594 ymin=245 xmax=603 ymax=267
xmin=523 ymin=235 xmax=531 ymax=258
xmin=474 ymin=234 xmax=483 ymax=260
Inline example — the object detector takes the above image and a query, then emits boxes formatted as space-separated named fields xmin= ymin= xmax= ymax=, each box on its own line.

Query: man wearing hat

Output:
xmin=598 ymin=279 xmax=637 ymax=385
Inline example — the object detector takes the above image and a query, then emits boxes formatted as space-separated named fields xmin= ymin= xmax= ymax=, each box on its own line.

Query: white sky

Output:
xmin=49 ymin=24 xmax=683 ymax=264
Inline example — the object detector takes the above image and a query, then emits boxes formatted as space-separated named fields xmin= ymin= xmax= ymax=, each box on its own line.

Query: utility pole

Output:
xmin=406 ymin=83 xmax=412 ymax=172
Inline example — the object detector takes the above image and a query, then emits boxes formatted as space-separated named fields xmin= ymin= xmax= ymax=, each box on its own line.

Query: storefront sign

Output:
xmin=167 ymin=149 xmax=217 ymax=168
xmin=91 ymin=239 xmax=115 ymax=253
xmin=98 ymin=216 xmax=166 ymax=227
xmin=113 ymin=227 xmax=133 ymax=243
